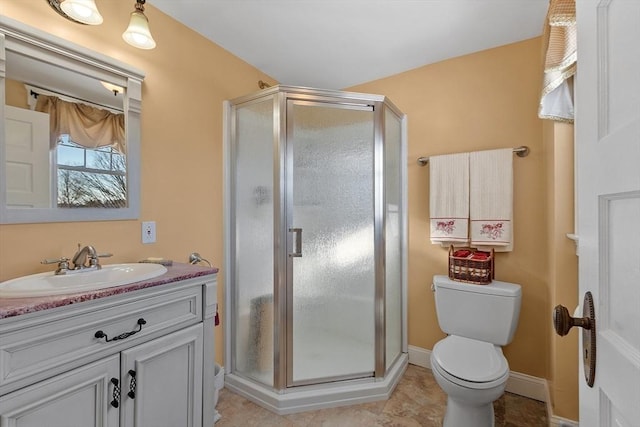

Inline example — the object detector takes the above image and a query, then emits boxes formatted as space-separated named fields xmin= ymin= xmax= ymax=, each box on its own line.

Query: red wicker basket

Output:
xmin=448 ymin=245 xmax=495 ymax=285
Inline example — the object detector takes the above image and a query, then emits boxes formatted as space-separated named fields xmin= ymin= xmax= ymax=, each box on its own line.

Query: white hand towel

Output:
xmin=429 ymin=152 xmax=469 ymax=244
xmin=470 ymin=148 xmax=513 ymax=250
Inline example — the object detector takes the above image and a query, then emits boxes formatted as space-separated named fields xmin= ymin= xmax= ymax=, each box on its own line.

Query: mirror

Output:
xmin=0 ymin=16 xmax=145 ymax=224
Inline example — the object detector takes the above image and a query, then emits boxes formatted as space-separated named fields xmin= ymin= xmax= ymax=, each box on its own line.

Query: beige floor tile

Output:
xmin=213 ymin=365 xmax=547 ymax=427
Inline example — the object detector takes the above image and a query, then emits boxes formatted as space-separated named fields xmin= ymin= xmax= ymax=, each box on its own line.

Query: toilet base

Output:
xmin=442 ymin=397 xmax=495 ymax=427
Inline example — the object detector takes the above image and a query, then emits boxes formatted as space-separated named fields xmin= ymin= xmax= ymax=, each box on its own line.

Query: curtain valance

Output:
xmin=35 ymin=95 xmax=126 ymax=154
xmin=539 ymin=0 xmax=576 ymax=123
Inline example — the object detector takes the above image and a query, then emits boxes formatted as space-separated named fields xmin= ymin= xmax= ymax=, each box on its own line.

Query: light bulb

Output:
xmin=60 ymin=0 xmax=103 ymax=25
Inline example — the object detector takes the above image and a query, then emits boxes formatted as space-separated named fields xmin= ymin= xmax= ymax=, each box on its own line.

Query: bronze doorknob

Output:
xmin=552 ymin=292 xmax=596 ymax=387
xmin=553 ymin=304 xmax=592 ymax=336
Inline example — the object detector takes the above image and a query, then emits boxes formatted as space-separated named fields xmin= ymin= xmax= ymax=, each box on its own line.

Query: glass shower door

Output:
xmin=286 ymin=99 xmax=376 ymax=386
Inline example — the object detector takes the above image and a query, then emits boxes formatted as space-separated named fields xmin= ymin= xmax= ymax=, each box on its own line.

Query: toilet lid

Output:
xmin=432 ymin=336 xmax=509 ymax=383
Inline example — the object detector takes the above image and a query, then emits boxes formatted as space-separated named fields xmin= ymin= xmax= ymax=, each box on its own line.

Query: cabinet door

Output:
xmin=120 ymin=324 xmax=203 ymax=427
xmin=0 ymin=355 xmax=120 ymax=427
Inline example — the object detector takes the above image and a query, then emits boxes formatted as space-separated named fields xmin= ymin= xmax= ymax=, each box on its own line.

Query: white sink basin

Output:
xmin=0 ymin=263 xmax=168 ymax=298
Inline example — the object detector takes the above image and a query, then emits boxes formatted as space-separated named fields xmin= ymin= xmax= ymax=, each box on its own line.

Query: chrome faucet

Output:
xmin=42 ymin=244 xmax=112 ymax=275
xmin=71 ymin=245 xmax=99 ymax=270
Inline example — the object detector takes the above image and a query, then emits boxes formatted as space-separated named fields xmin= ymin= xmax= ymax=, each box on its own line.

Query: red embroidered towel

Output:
xmin=429 ymin=152 xmax=469 ymax=244
xmin=470 ymin=148 xmax=513 ymax=250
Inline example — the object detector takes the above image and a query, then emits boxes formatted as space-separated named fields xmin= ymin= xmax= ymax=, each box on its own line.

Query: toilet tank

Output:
xmin=432 ymin=275 xmax=522 ymax=345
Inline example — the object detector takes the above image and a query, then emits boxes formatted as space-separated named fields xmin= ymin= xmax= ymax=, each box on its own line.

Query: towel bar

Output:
xmin=417 ymin=146 xmax=530 ymax=166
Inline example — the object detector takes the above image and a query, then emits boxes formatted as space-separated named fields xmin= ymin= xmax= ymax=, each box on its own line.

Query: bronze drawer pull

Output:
xmin=95 ymin=318 xmax=147 ymax=343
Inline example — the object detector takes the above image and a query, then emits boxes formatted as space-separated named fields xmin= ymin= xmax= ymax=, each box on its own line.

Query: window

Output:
xmin=56 ymin=135 xmax=127 ymax=208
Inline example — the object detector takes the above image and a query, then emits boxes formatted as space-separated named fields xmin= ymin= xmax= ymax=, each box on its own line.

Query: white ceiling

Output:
xmin=152 ymin=0 xmax=549 ymax=90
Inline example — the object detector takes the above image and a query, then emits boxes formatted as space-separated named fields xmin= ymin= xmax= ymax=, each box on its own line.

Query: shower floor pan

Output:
xmin=224 ymin=352 xmax=408 ymax=415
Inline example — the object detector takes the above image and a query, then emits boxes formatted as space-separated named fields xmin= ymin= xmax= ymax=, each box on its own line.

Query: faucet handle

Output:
xmin=88 ymin=253 xmax=112 ymax=269
xmin=42 ymin=257 xmax=69 ymax=265
xmin=42 ymin=257 xmax=71 ymax=274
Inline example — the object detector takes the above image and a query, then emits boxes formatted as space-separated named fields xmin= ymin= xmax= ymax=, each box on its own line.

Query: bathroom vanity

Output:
xmin=0 ymin=263 xmax=218 ymax=427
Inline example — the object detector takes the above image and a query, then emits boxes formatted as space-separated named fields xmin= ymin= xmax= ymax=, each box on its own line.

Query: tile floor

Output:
xmin=214 ymin=364 xmax=548 ymax=426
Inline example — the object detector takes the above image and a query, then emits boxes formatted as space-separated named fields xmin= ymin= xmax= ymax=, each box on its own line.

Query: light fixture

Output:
xmin=122 ymin=0 xmax=156 ymax=50
xmin=48 ymin=0 xmax=104 ymax=25
xmin=101 ymin=81 xmax=125 ymax=95
xmin=47 ymin=0 xmax=156 ymax=50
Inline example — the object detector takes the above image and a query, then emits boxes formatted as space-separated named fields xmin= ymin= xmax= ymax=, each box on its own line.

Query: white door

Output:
xmin=4 ymin=105 xmax=51 ymax=208
xmin=575 ymin=0 xmax=640 ymax=426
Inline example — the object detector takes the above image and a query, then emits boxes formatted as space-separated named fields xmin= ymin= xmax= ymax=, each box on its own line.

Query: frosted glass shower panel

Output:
xmin=288 ymin=100 xmax=376 ymax=384
xmin=233 ymin=99 xmax=275 ymax=386
xmin=384 ymin=107 xmax=403 ymax=371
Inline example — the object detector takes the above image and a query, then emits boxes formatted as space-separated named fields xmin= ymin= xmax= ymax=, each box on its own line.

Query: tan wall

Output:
xmin=0 ymin=0 xmax=277 ymax=362
xmin=544 ymin=121 xmax=579 ymax=420
xmin=5 ymin=79 xmax=28 ymax=108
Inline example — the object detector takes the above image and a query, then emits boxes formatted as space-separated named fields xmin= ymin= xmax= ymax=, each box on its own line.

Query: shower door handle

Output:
xmin=289 ymin=228 xmax=303 ymax=257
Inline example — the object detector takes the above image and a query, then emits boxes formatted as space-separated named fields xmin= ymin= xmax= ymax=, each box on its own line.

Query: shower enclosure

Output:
xmin=223 ymin=85 xmax=407 ymax=414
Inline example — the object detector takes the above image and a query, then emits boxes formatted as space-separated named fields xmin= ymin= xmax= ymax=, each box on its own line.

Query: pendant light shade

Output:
xmin=49 ymin=0 xmax=158 ymax=49
xmin=122 ymin=0 xmax=156 ymax=50
xmin=59 ymin=0 xmax=103 ymax=25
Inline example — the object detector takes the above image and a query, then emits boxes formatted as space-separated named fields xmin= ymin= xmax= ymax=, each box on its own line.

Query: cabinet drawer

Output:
xmin=0 ymin=284 xmax=202 ymax=394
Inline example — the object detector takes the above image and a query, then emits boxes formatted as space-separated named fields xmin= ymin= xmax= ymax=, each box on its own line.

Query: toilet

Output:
xmin=430 ymin=275 xmax=522 ymax=427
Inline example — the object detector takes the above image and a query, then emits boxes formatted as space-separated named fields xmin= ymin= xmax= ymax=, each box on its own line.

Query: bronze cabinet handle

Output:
xmin=95 ymin=318 xmax=147 ymax=343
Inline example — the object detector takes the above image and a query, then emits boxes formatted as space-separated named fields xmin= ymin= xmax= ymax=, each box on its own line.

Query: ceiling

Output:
xmin=152 ymin=0 xmax=550 ymax=90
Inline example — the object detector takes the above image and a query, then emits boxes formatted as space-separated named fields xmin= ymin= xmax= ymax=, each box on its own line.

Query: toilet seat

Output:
xmin=432 ymin=336 xmax=509 ymax=389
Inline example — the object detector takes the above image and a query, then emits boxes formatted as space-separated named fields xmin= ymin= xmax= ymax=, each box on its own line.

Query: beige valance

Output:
xmin=35 ymin=95 xmax=126 ymax=154
xmin=539 ymin=0 xmax=576 ymax=123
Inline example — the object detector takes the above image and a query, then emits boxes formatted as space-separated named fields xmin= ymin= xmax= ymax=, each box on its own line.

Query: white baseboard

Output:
xmin=545 ymin=382 xmax=580 ymax=427
xmin=408 ymin=344 xmax=432 ymax=368
xmin=548 ymin=413 xmax=579 ymax=427
xmin=408 ymin=345 xmax=579 ymax=427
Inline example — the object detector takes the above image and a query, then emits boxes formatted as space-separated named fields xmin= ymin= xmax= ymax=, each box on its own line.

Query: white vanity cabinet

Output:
xmin=0 ymin=272 xmax=218 ymax=427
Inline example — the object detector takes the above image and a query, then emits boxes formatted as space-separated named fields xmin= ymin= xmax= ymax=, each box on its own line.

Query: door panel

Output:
xmin=120 ymin=324 xmax=203 ymax=427
xmin=230 ymin=97 xmax=275 ymax=387
xmin=4 ymin=106 xmax=50 ymax=208
xmin=286 ymin=100 xmax=376 ymax=385
xmin=0 ymin=355 xmax=119 ymax=427
xmin=384 ymin=106 xmax=404 ymax=372
xmin=576 ymin=0 xmax=640 ymax=425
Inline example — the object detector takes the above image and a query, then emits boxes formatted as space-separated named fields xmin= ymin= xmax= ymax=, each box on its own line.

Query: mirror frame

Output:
xmin=0 ymin=16 xmax=145 ymax=224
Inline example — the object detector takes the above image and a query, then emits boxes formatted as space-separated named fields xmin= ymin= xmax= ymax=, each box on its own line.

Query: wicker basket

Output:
xmin=448 ymin=245 xmax=495 ymax=285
